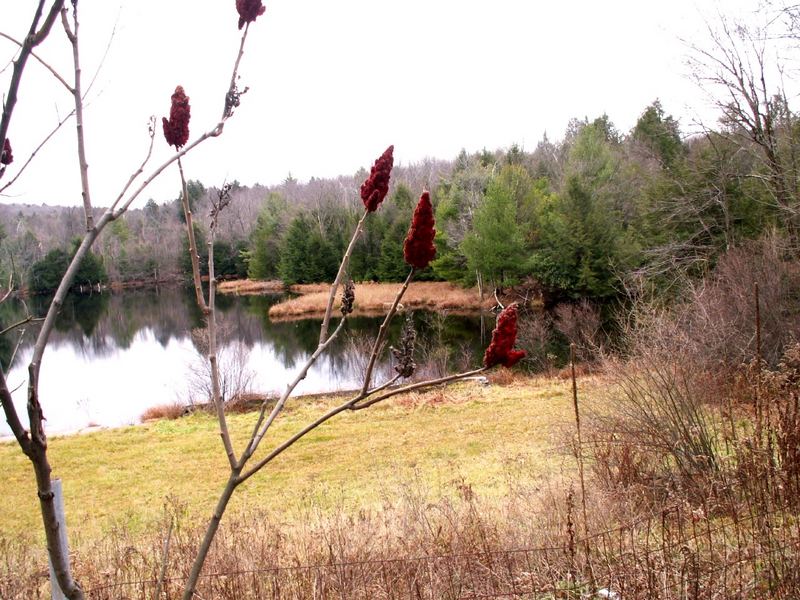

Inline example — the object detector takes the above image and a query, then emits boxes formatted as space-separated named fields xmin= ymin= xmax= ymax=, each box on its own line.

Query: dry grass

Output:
xmin=269 ymin=281 xmax=492 ymax=319
xmin=6 ymin=412 xmax=798 ymax=599
xmin=140 ymin=402 xmax=188 ymax=421
xmin=216 ymin=279 xmax=285 ymax=295
xmin=4 ymin=363 xmax=799 ymax=599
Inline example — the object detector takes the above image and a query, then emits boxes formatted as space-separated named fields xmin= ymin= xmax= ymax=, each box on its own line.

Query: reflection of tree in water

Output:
xmin=12 ymin=287 xmax=202 ymax=364
xmin=258 ymin=311 xmax=486 ymax=382
xmin=415 ymin=311 xmax=486 ymax=376
xmin=31 ymin=293 xmax=114 ymax=359
xmin=0 ymin=297 xmax=32 ymax=370
xmin=1 ymin=286 xmax=487 ymax=383
xmin=216 ymin=294 xmax=283 ymax=349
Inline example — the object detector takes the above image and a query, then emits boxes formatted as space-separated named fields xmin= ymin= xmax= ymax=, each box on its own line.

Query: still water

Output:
xmin=0 ymin=287 xmax=486 ymax=436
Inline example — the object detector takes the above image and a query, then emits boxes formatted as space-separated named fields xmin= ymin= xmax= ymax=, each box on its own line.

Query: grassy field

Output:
xmin=0 ymin=374 xmax=599 ymax=543
xmin=268 ymin=281 xmax=493 ymax=319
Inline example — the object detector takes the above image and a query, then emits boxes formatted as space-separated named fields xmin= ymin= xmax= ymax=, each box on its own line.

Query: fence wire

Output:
xmin=79 ymin=501 xmax=800 ymax=600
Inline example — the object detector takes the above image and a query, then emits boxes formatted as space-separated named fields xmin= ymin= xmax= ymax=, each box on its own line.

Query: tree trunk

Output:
xmin=29 ymin=444 xmax=85 ymax=600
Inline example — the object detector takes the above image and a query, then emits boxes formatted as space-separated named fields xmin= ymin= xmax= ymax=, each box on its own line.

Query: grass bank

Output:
xmin=216 ymin=279 xmax=285 ymax=295
xmin=0 ymin=374 xmax=596 ymax=541
xmin=268 ymin=281 xmax=492 ymax=319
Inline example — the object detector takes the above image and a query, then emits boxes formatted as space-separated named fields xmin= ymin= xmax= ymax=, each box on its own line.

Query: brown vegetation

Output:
xmin=268 ymin=281 xmax=492 ymax=319
xmin=216 ymin=279 xmax=285 ymax=295
xmin=4 ymin=445 xmax=798 ymax=599
xmin=140 ymin=402 xmax=188 ymax=421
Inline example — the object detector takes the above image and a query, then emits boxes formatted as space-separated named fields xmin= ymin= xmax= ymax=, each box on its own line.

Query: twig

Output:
xmin=0 ymin=315 xmax=43 ymax=337
xmin=223 ymin=25 xmax=249 ymax=119
xmin=0 ymin=108 xmax=75 ymax=194
xmin=0 ymin=30 xmax=72 ymax=91
xmin=0 ymin=363 xmax=31 ymax=454
xmin=360 ymin=268 xmax=415 ymax=394
xmin=319 ymin=209 xmax=370 ymax=344
xmin=178 ymin=157 xmax=208 ymax=314
xmin=205 ymin=194 xmax=236 ymax=469
xmin=0 ymin=0 xmax=67 ymax=162
xmin=352 ymin=366 xmax=490 ymax=411
xmin=154 ymin=519 xmax=173 ymax=600
xmin=238 ymin=365 xmax=490 ymax=484
xmin=246 ymin=318 xmax=348 ymax=459
xmin=107 ymin=117 xmax=156 ymax=214
xmin=0 ymin=272 xmax=13 ymax=303
xmin=8 ymin=327 xmax=27 ymax=368
xmin=570 ymin=343 xmax=594 ymax=590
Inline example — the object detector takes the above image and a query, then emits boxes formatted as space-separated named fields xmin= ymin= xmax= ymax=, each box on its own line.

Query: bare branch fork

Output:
xmin=0 ymin=0 xmax=66 ymax=147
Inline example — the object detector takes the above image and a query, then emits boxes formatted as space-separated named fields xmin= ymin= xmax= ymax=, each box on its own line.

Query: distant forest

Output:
xmin=1 ymin=93 xmax=797 ymax=305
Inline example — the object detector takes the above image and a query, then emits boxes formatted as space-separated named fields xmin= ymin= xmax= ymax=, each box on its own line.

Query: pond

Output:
xmin=0 ymin=287 xmax=490 ymax=436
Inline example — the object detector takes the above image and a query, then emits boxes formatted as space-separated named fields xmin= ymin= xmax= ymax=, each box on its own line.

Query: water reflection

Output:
xmin=0 ymin=287 xmax=486 ymax=435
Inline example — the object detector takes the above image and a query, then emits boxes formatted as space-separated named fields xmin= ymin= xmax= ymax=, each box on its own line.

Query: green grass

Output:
xmin=0 ymin=375 xmax=598 ymax=542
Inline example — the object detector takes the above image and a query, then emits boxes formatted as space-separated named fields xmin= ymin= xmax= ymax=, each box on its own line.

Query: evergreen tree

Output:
xmin=529 ymin=176 xmax=632 ymax=299
xmin=278 ymin=214 xmax=312 ymax=284
xmin=377 ymin=219 xmax=409 ymax=281
xmin=461 ymin=172 xmax=527 ymax=291
xmin=246 ymin=193 xmax=287 ymax=280
xmin=350 ymin=213 xmax=386 ymax=281
xmin=632 ymin=100 xmax=684 ymax=168
xmin=29 ymin=249 xmax=70 ymax=293
xmin=29 ymin=243 xmax=108 ymax=294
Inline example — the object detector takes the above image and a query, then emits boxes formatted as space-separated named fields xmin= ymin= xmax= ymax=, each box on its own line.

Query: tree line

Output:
xmin=2 ymin=84 xmax=797 ymax=306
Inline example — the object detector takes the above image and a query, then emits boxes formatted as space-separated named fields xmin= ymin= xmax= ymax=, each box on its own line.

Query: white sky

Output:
xmin=0 ymin=0 xmax=765 ymax=207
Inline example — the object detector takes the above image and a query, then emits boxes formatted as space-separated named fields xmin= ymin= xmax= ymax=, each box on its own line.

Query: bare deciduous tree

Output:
xmin=689 ymin=7 xmax=800 ymax=237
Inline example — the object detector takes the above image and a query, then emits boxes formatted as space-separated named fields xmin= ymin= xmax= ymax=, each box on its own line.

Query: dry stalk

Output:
xmin=570 ymin=343 xmax=594 ymax=589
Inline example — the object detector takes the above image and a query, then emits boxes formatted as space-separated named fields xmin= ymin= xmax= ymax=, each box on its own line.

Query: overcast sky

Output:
xmin=0 ymin=0 xmax=766 ymax=207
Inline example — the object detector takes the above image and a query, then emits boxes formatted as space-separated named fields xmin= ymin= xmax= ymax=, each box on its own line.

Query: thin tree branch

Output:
xmin=0 ymin=31 xmax=72 ymax=91
xmin=0 ymin=315 xmax=43 ymax=337
xmin=319 ymin=209 xmax=370 ymax=344
xmin=238 ymin=366 xmax=490 ymax=484
xmin=0 ymin=272 xmax=13 ymax=303
xmin=223 ymin=25 xmax=249 ymax=119
xmin=352 ymin=367 xmax=490 ymax=411
xmin=245 ymin=317 xmax=348 ymax=459
xmin=0 ymin=364 xmax=31 ymax=455
xmin=8 ymin=327 xmax=27 ymax=368
xmin=106 ymin=116 xmax=156 ymax=214
xmin=360 ymin=269 xmax=415 ymax=395
xmin=61 ymin=5 xmax=94 ymax=230
xmin=178 ymin=157 xmax=208 ymax=314
xmin=367 ymin=373 xmax=402 ymax=396
xmin=206 ymin=196 xmax=237 ymax=469
xmin=0 ymin=108 xmax=75 ymax=194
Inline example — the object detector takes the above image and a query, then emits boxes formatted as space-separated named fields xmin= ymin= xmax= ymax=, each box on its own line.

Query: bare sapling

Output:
xmin=0 ymin=2 xmax=261 ymax=598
